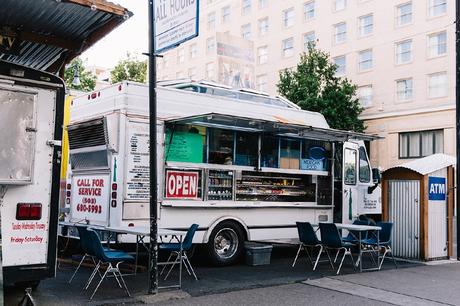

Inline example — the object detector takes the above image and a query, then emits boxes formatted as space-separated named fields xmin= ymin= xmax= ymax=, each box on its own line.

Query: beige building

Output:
xmin=157 ymin=0 xmax=455 ymax=170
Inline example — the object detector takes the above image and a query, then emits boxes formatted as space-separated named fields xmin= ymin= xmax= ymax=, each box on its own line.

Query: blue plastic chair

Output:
xmin=319 ymin=223 xmax=356 ymax=275
xmin=68 ymin=226 xmax=116 ymax=284
xmin=159 ymin=224 xmax=199 ymax=280
xmin=292 ymin=222 xmax=333 ymax=270
xmin=362 ymin=221 xmax=397 ymax=269
xmin=85 ymin=229 xmax=134 ymax=300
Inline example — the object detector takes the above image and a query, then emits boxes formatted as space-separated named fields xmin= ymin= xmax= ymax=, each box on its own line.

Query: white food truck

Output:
xmin=0 ymin=60 xmax=64 ymax=285
xmin=64 ymin=81 xmax=381 ymax=265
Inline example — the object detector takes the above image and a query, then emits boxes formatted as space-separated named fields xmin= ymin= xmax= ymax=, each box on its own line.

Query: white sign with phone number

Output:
xmin=71 ymin=174 xmax=110 ymax=224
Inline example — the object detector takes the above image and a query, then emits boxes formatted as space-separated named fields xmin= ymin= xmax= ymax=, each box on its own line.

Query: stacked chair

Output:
xmin=319 ymin=223 xmax=357 ymax=275
xmin=292 ymin=222 xmax=333 ymax=270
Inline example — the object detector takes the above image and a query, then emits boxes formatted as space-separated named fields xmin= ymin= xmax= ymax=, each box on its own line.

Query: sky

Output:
xmin=81 ymin=0 xmax=148 ymax=68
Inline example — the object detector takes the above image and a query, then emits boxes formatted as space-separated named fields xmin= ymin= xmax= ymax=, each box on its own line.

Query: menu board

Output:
xmin=165 ymin=131 xmax=203 ymax=163
xmin=125 ymin=121 xmax=150 ymax=200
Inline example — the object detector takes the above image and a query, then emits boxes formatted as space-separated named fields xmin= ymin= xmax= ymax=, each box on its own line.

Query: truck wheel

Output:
xmin=207 ymin=221 xmax=245 ymax=266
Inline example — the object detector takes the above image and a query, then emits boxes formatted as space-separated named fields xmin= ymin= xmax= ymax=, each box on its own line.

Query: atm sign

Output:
xmin=166 ymin=170 xmax=199 ymax=199
xmin=428 ymin=176 xmax=446 ymax=201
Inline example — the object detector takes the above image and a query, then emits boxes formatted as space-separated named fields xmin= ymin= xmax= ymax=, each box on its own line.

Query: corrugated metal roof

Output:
xmin=0 ymin=0 xmax=132 ymax=73
xmin=385 ymin=153 xmax=456 ymax=175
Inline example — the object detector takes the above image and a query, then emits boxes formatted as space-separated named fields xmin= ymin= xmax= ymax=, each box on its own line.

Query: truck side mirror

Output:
xmin=372 ymin=168 xmax=381 ymax=184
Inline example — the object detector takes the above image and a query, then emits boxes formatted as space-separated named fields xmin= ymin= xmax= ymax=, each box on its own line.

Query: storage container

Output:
xmin=244 ymin=242 xmax=273 ymax=266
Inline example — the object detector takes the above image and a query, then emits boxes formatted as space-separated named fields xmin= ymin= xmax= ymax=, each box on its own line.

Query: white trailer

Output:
xmin=64 ymin=81 xmax=381 ymax=265
xmin=0 ymin=61 xmax=64 ymax=285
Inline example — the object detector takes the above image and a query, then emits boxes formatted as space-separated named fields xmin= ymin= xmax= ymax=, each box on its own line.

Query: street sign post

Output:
xmin=148 ymin=0 xmax=199 ymax=294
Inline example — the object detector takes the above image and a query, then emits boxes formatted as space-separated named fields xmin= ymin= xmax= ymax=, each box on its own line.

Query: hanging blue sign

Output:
xmin=428 ymin=177 xmax=446 ymax=201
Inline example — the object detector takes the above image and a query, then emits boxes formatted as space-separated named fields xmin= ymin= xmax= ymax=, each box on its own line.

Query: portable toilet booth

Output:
xmin=382 ymin=154 xmax=455 ymax=261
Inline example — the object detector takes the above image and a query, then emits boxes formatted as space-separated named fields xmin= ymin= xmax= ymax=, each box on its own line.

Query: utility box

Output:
xmin=245 ymin=242 xmax=273 ymax=266
xmin=382 ymin=154 xmax=455 ymax=261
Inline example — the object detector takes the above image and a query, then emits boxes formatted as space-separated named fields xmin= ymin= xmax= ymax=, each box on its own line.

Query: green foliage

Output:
xmin=277 ymin=43 xmax=365 ymax=132
xmin=110 ymin=53 xmax=147 ymax=84
xmin=64 ymin=58 xmax=96 ymax=92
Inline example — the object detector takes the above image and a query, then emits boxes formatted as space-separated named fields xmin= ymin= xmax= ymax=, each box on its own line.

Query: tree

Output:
xmin=110 ymin=53 xmax=147 ymax=84
xmin=64 ymin=58 xmax=97 ymax=92
xmin=277 ymin=44 xmax=365 ymax=132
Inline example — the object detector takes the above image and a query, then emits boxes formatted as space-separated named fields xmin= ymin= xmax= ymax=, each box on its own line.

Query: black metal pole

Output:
xmin=456 ymin=0 xmax=460 ymax=261
xmin=148 ymin=0 xmax=158 ymax=294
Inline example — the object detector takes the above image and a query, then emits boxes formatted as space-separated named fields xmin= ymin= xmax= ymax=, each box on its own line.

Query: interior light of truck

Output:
xmin=16 ymin=203 xmax=42 ymax=220
xmin=112 ymin=183 xmax=117 ymax=190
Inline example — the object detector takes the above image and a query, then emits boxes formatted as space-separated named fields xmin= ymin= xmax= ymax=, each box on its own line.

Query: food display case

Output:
xmin=206 ymin=169 xmax=234 ymax=201
xmin=235 ymin=171 xmax=316 ymax=202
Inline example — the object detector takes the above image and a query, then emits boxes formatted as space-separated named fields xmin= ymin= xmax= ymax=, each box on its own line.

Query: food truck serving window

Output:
xmin=165 ymin=125 xmax=206 ymax=163
xmin=208 ymin=129 xmax=234 ymax=165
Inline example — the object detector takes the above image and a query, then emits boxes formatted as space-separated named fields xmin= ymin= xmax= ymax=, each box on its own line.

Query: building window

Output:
xmin=357 ymin=85 xmax=373 ymax=107
xmin=206 ymin=37 xmax=215 ymax=54
xmin=188 ymin=67 xmax=197 ymax=79
xmin=257 ymin=46 xmax=268 ymax=64
xmin=334 ymin=22 xmax=347 ymax=44
xmin=283 ymin=7 xmax=295 ymax=28
xmin=334 ymin=0 xmax=347 ymax=11
xmin=242 ymin=0 xmax=251 ymax=15
xmin=206 ymin=63 xmax=215 ymax=80
xmin=256 ymin=74 xmax=268 ymax=92
xmin=258 ymin=18 xmax=269 ymax=36
xmin=333 ymin=55 xmax=346 ymax=76
xmin=396 ymin=2 xmax=412 ymax=26
xmin=207 ymin=12 xmax=216 ymax=30
xmin=304 ymin=1 xmax=315 ymax=21
xmin=177 ymin=49 xmax=185 ymax=63
xmin=282 ymin=38 xmax=294 ymax=58
xmin=241 ymin=24 xmax=252 ymax=40
xmin=222 ymin=6 xmax=231 ymax=23
xmin=396 ymin=40 xmax=412 ymax=64
xmin=429 ymin=0 xmax=447 ymax=17
xmin=399 ymin=129 xmax=444 ymax=158
xmin=303 ymin=31 xmax=316 ymax=50
xmin=358 ymin=14 xmax=373 ymax=37
xmin=428 ymin=72 xmax=448 ymax=98
xmin=358 ymin=49 xmax=373 ymax=71
xmin=396 ymin=78 xmax=413 ymax=101
xmin=428 ymin=31 xmax=447 ymax=58
xmin=259 ymin=0 xmax=268 ymax=9
xmin=189 ymin=44 xmax=197 ymax=59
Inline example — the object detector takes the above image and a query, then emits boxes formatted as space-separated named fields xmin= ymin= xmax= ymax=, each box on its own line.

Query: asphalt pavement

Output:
xmin=5 ymin=244 xmax=424 ymax=305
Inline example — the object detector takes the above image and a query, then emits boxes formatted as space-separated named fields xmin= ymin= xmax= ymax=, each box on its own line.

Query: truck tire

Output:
xmin=207 ymin=221 xmax=245 ymax=266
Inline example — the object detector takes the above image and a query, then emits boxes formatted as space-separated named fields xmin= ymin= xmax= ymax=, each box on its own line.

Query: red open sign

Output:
xmin=166 ymin=170 xmax=199 ymax=199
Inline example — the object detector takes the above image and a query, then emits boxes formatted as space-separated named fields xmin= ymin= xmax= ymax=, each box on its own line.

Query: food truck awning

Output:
xmin=0 ymin=0 xmax=132 ymax=73
xmin=166 ymin=113 xmax=382 ymax=142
